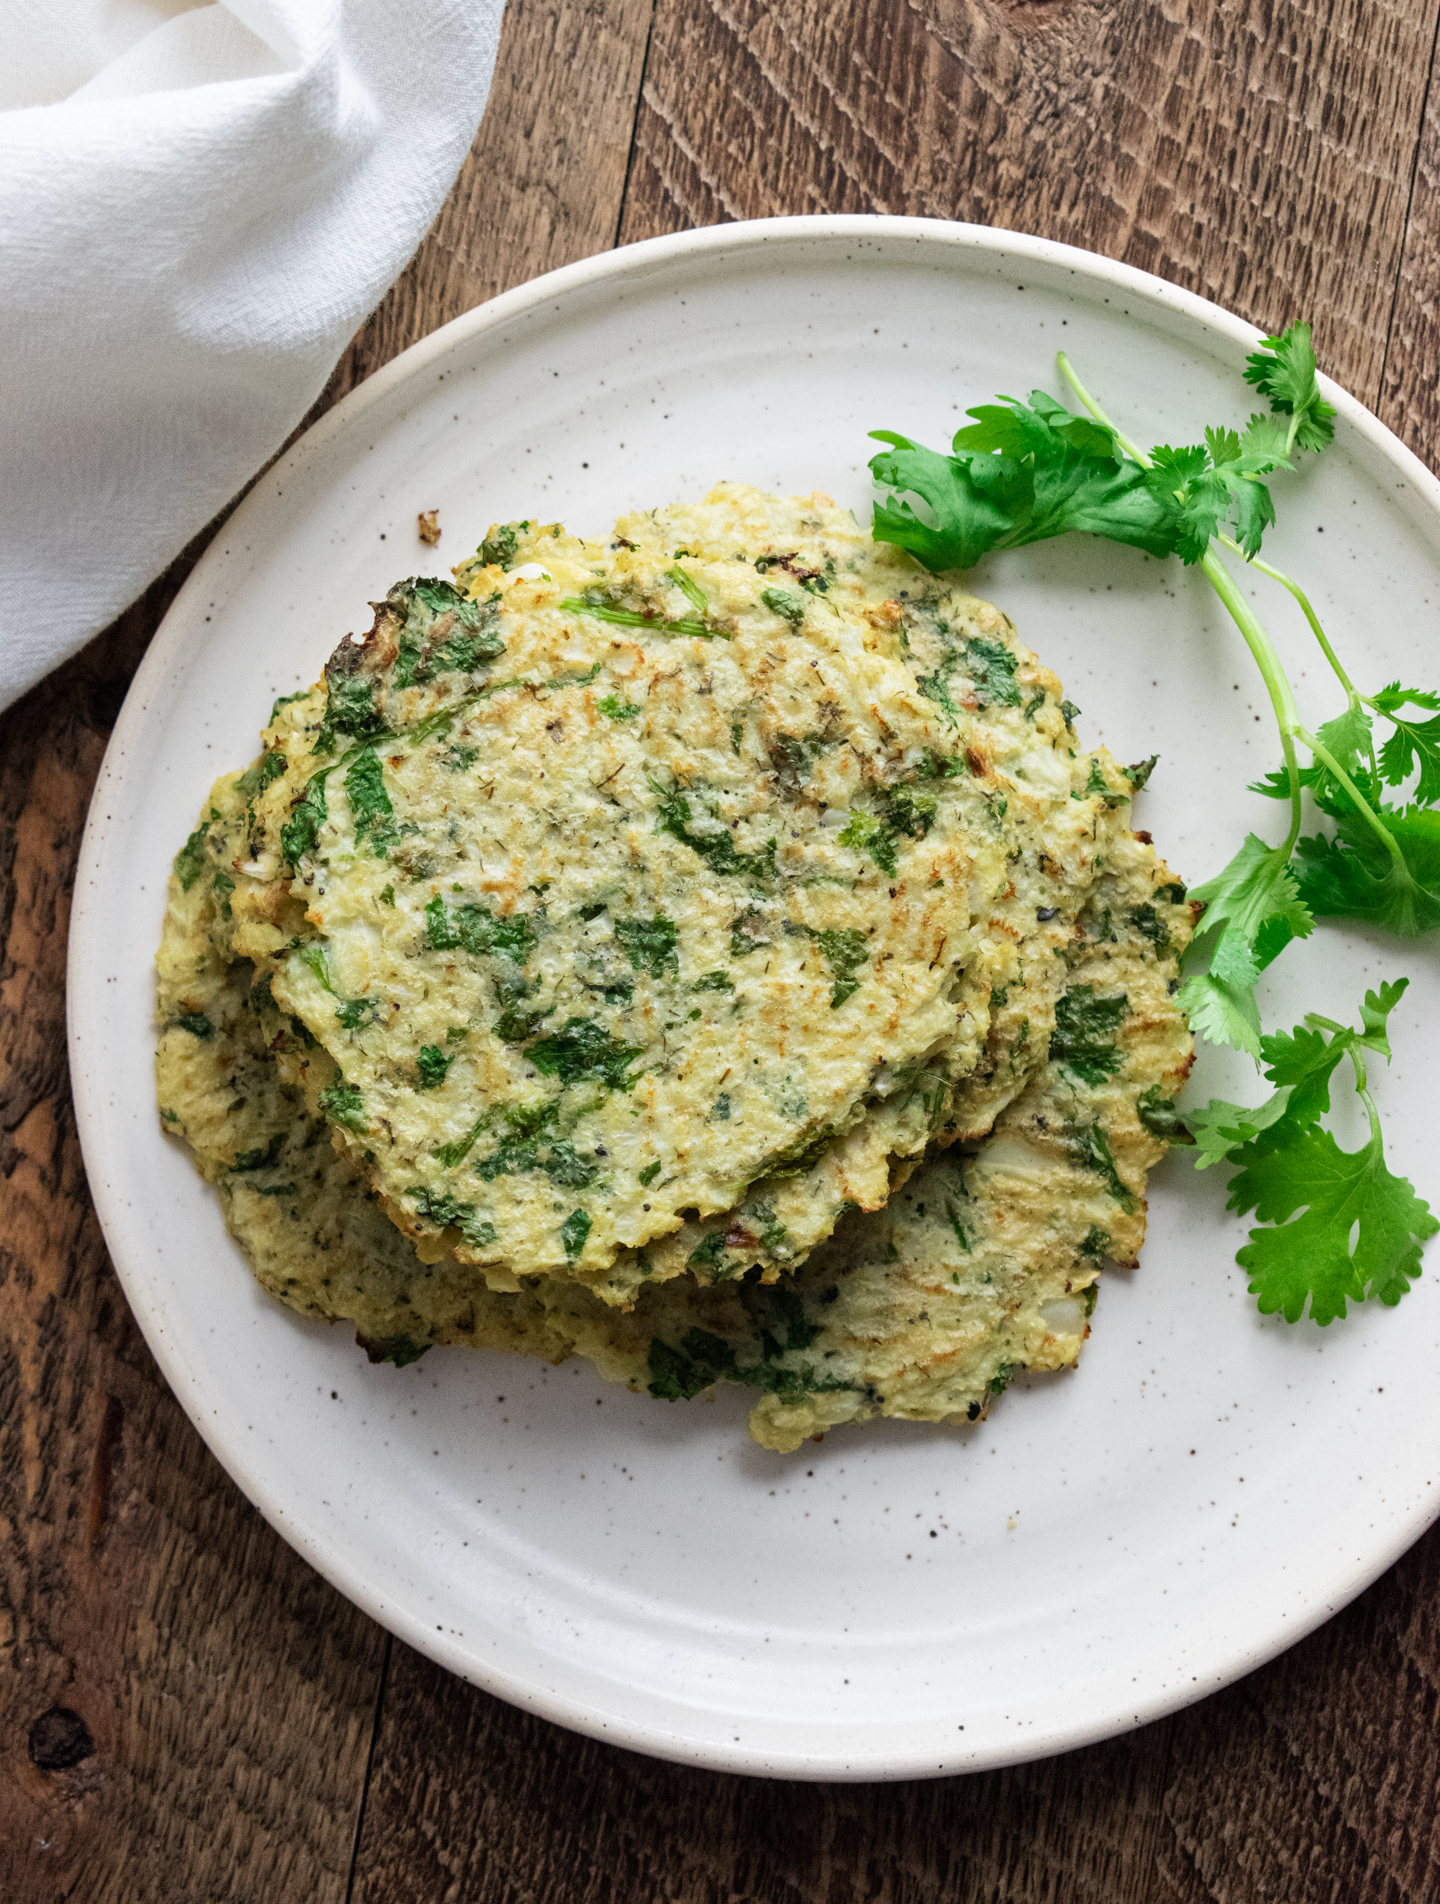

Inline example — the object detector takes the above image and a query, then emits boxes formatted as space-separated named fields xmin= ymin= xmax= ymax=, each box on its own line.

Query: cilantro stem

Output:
xmin=1216 ymin=535 xmax=1380 ymax=781
xmin=1198 ymin=551 xmax=1305 ymax=852
xmin=1056 ymin=354 xmax=1148 ymax=464
xmin=1060 ymin=350 xmax=1410 ymax=864
xmin=1296 ymin=724 xmax=1410 ymax=874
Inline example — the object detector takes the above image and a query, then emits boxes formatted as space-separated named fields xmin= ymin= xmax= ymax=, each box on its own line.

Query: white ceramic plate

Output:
xmin=70 ymin=217 xmax=1440 ymax=1779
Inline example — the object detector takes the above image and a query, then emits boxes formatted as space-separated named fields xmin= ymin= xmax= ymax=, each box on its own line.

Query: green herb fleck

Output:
xmin=648 ymin=777 xmax=777 ymax=882
xmin=416 ymin=1045 xmax=453 ymax=1089
xmin=425 ymin=894 xmax=536 ymax=963
xmin=526 ymin=1018 xmax=644 ymax=1090
xmin=561 ymin=1209 xmax=592 ymax=1259
xmin=1051 ymin=986 xmax=1129 ymax=1085
xmin=318 ymin=1077 xmax=367 ymax=1132
xmin=761 ymin=586 xmax=805 ymax=624
xmin=614 ymin=913 xmax=679 ymax=979
xmin=814 ymin=926 xmax=869 ymax=1008
xmin=174 ymin=822 xmax=210 ymax=891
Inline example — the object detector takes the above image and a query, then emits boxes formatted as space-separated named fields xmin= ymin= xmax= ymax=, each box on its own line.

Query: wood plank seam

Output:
xmin=344 ymin=1636 xmax=394 ymax=1904
xmin=613 ymin=0 xmax=660 ymax=248
xmin=1378 ymin=4 xmax=1440 ymax=415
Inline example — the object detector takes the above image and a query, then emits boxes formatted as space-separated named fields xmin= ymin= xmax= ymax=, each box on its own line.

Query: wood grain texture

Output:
xmin=0 ymin=5 xmax=654 ymax=1901
xmin=1380 ymin=14 xmax=1440 ymax=455
xmin=619 ymin=0 xmax=1440 ymax=402
xmin=331 ymin=0 xmax=656 ymax=402
xmin=0 ymin=588 xmax=387 ymax=1904
xmin=13 ymin=0 xmax=1440 ymax=1898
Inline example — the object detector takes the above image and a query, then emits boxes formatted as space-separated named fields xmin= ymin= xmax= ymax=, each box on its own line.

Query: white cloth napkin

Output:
xmin=0 ymin=0 xmax=502 ymax=711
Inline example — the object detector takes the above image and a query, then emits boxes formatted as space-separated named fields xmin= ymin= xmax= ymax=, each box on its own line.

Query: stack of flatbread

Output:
xmin=156 ymin=485 xmax=1194 ymax=1451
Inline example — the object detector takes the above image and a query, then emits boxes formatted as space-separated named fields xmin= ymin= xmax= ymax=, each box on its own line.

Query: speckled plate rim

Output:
xmin=68 ymin=214 xmax=1440 ymax=1780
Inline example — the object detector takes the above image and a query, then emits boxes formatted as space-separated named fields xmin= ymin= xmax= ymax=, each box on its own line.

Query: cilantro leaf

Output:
xmin=1175 ymin=971 xmax=1263 ymax=1059
xmin=1144 ymin=431 xmax=1281 ymax=563
xmin=1183 ymin=1090 xmax=1297 ymax=1169
xmin=1255 ymin=1023 xmax=1347 ymax=1126
xmin=1228 ymin=1121 xmax=1435 ymax=1323
xmin=1179 ymin=835 xmax=1313 ymax=1051
xmin=1241 ymin=323 xmax=1337 ymax=453
xmin=1293 ymin=803 xmax=1440 ymax=936
xmin=1355 ymin=976 xmax=1409 ymax=1055
xmin=869 ymin=391 xmax=1175 ymax=573
xmin=1371 ymin=682 xmax=1440 ymax=804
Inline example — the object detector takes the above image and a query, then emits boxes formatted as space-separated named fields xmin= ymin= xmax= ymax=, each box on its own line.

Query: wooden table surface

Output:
xmin=7 ymin=2 xmax=1440 ymax=1897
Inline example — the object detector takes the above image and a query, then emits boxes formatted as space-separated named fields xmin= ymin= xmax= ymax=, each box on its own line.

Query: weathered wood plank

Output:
xmin=0 ymin=4 xmax=656 ymax=1899
xmin=619 ymin=0 xmax=1440 ymax=403
xmin=350 ymin=1642 xmax=1185 ymax=1904
xmin=1379 ymin=16 xmax=1440 ymax=460
xmin=0 ymin=589 xmax=388 ymax=1904
xmin=332 ymin=0 xmax=656 ymax=400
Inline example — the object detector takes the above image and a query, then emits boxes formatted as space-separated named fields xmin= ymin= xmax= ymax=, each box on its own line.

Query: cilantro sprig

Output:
xmin=1186 ymin=983 xmax=1436 ymax=1323
xmin=869 ymin=322 xmax=1435 ymax=1322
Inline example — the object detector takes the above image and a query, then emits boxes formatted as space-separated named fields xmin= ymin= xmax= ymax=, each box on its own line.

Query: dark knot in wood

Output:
xmin=28 ymin=1707 xmax=96 ymax=1771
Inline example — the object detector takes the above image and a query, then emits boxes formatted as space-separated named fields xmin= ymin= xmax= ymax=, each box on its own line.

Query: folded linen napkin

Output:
xmin=0 ymin=0 xmax=502 ymax=712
